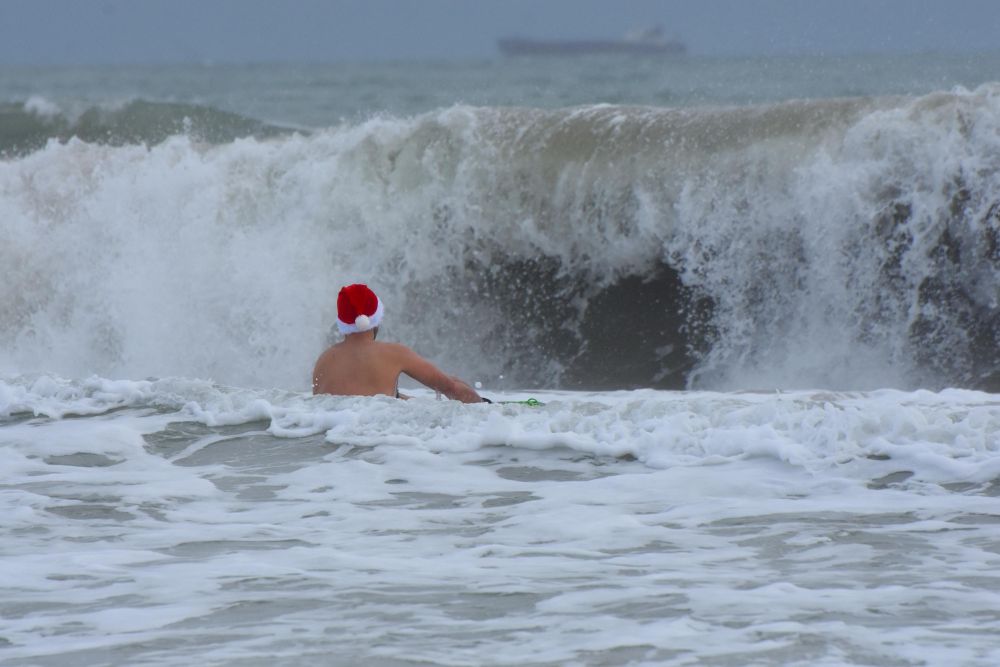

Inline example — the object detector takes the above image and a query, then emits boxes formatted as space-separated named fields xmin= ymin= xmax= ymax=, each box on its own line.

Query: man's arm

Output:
xmin=393 ymin=345 xmax=482 ymax=403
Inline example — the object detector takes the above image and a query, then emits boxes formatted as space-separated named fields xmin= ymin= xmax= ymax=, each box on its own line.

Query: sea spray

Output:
xmin=1 ymin=87 xmax=998 ymax=390
xmin=0 ymin=98 xmax=291 ymax=157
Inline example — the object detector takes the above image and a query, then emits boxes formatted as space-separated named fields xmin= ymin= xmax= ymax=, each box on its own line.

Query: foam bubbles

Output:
xmin=2 ymin=88 xmax=999 ymax=390
xmin=23 ymin=95 xmax=61 ymax=118
xmin=1 ymin=378 xmax=999 ymax=665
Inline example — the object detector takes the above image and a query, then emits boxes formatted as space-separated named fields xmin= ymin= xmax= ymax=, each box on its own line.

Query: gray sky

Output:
xmin=1 ymin=0 xmax=996 ymax=64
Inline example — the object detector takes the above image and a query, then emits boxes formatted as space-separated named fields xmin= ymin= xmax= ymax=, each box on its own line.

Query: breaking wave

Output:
xmin=2 ymin=86 xmax=999 ymax=391
xmin=0 ymin=97 xmax=291 ymax=156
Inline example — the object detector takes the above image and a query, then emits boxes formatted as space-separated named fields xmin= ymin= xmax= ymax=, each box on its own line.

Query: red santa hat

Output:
xmin=337 ymin=283 xmax=384 ymax=334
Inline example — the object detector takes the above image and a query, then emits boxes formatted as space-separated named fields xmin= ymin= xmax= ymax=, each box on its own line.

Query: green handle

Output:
xmin=497 ymin=397 xmax=544 ymax=407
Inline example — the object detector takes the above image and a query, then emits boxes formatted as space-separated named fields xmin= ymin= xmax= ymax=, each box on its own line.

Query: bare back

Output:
xmin=312 ymin=333 xmax=482 ymax=403
xmin=312 ymin=340 xmax=404 ymax=397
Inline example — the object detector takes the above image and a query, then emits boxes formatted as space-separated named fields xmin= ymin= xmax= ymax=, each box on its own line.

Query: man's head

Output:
xmin=337 ymin=284 xmax=384 ymax=335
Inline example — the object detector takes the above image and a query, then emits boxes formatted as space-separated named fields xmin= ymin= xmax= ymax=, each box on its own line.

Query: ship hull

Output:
xmin=498 ymin=38 xmax=686 ymax=57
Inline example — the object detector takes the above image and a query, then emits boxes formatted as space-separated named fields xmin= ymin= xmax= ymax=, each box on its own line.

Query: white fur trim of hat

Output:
xmin=337 ymin=298 xmax=384 ymax=335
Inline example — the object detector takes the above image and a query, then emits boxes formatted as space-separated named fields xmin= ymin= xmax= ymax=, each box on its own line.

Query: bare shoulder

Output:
xmin=314 ymin=344 xmax=337 ymax=365
xmin=376 ymin=341 xmax=411 ymax=352
xmin=376 ymin=341 xmax=418 ymax=359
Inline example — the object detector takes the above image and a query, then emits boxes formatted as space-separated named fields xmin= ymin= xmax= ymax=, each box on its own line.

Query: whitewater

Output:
xmin=2 ymin=54 xmax=1000 ymax=666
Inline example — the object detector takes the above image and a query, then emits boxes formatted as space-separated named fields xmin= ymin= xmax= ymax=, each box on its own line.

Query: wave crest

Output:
xmin=1 ymin=88 xmax=999 ymax=390
xmin=1 ymin=98 xmax=291 ymax=156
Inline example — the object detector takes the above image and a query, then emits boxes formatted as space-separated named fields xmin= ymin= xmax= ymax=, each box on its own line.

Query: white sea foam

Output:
xmin=4 ymin=57 xmax=1000 ymax=667
xmin=2 ymin=87 xmax=998 ymax=391
xmin=1 ymin=376 xmax=999 ymax=665
xmin=4 ymin=375 xmax=998 ymax=482
xmin=22 ymin=95 xmax=62 ymax=118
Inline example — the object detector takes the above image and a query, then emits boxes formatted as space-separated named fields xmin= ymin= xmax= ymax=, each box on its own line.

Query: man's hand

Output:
xmin=446 ymin=376 xmax=482 ymax=404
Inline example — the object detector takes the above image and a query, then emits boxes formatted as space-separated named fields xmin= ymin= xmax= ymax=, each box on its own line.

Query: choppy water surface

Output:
xmin=3 ymin=51 xmax=1000 ymax=665
xmin=4 ymin=63 xmax=1000 ymax=391
xmin=2 ymin=378 xmax=999 ymax=666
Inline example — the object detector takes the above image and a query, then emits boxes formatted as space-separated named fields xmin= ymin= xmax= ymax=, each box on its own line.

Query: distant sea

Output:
xmin=2 ymin=52 xmax=1000 ymax=666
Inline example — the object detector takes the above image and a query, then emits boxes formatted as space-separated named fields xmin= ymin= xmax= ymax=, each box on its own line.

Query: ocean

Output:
xmin=2 ymin=52 xmax=999 ymax=666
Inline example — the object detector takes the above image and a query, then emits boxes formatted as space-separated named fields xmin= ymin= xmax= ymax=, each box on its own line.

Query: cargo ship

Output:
xmin=498 ymin=25 xmax=685 ymax=57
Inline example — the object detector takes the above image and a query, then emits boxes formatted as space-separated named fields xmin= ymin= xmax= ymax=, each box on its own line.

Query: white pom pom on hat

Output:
xmin=354 ymin=314 xmax=371 ymax=331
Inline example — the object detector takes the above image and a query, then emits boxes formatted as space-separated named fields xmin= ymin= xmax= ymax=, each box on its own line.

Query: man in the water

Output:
xmin=312 ymin=283 xmax=483 ymax=403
